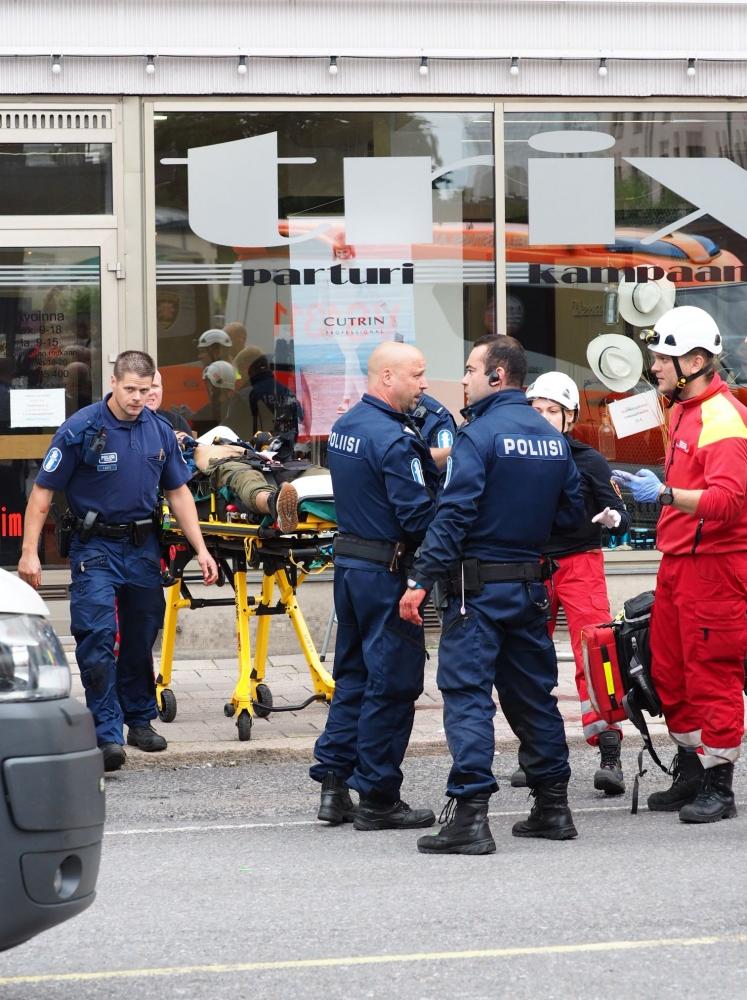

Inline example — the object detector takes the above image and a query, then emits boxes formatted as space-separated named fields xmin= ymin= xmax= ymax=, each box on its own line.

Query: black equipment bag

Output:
xmin=611 ymin=590 xmax=669 ymax=812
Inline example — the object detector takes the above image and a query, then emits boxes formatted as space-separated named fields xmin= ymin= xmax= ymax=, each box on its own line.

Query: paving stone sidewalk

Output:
xmin=67 ymin=636 xmax=668 ymax=769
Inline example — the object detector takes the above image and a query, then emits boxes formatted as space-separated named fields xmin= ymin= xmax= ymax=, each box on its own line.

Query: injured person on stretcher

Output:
xmin=177 ymin=426 xmax=330 ymax=533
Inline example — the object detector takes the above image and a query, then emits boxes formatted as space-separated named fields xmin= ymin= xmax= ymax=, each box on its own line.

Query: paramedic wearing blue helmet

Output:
xmin=311 ymin=341 xmax=439 ymax=832
xmin=18 ymin=351 xmax=218 ymax=773
xmin=401 ymin=335 xmax=584 ymax=855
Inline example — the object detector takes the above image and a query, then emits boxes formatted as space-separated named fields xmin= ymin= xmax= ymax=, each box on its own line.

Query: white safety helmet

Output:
xmin=646 ymin=306 xmax=722 ymax=357
xmin=203 ymin=360 xmax=237 ymax=390
xmin=197 ymin=328 xmax=232 ymax=349
xmin=526 ymin=371 xmax=580 ymax=413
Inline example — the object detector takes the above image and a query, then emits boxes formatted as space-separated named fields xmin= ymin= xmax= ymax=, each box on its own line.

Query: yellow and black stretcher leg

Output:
xmin=156 ymin=514 xmax=336 ymax=742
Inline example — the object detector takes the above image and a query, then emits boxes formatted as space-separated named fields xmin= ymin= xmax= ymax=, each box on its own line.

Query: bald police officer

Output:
xmin=18 ymin=351 xmax=218 ymax=771
xmin=401 ymin=335 xmax=584 ymax=855
xmin=311 ymin=341 xmax=439 ymax=831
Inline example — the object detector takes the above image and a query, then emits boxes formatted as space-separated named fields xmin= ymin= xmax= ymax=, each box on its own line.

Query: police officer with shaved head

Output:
xmin=310 ymin=341 xmax=439 ymax=831
xmin=400 ymin=335 xmax=584 ymax=855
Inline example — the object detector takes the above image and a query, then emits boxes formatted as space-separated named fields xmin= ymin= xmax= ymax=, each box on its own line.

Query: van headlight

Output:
xmin=0 ymin=614 xmax=71 ymax=701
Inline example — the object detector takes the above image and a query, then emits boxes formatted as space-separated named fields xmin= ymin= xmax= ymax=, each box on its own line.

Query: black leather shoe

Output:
xmin=127 ymin=724 xmax=167 ymax=752
xmin=101 ymin=743 xmax=126 ymax=772
xmin=512 ymin=781 xmax=578 ymax=840
xmin=317 ymin=772 xmax=356 ymax=825
xmin=354 ymin=798 xmax=435 ymax=831
xmin=417 ymin=795 xmax=496 ymax=855
xmin=594 ymin=730 xmax=625 ymax=796
xmin=647 ymin=748 xmax=702 ymax=812
xmin=679 ymin=763 xmax=737 ymax=824
xmin=510 ymin=765 xmax=527 ymax=788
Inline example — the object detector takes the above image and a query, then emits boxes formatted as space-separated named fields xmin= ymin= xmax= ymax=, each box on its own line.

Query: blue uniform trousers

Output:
xmin=437 ymin=580 xmax=570 ymax=797
xmin=310 ymin=564 xmax=426 ymax=800
xmin=68 ymin=533 xmax=165 ymax=746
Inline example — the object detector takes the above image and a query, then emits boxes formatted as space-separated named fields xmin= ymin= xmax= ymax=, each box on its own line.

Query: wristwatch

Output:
xmin=407 ymin=579 xmax=424 ymax=590
xmin=658 ymin=486 xmax=675 ymax=506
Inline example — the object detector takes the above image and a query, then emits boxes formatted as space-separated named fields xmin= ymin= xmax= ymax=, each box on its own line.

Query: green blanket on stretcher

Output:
xmin=299 ymin=499 xmax=336 ymax=523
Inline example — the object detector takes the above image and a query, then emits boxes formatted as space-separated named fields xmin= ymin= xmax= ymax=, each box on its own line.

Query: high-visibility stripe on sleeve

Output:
xmin=698 ymin=393 xmax=747 ymax=448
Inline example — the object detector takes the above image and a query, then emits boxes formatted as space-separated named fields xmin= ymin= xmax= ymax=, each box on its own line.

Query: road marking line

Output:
xmin=102 ymin=803 xmax=645 ymax=838
xmin=2 ymin=933 xmax=746 ymax=986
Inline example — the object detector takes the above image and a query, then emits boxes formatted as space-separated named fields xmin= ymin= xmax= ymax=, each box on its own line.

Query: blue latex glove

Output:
xmin=611 ymin=468 xmax=663 ymax=503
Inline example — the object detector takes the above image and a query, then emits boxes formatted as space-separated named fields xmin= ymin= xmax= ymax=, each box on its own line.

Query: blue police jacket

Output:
xmin=411 ymin=388 xmax=584 ymax=587
xmin=414 ymin=393 xmax=456 ymax=450
xmin=36 ymin=395 xmax=190 ymax=522
xmin=328 ymin=393 xmax=438 ymax=559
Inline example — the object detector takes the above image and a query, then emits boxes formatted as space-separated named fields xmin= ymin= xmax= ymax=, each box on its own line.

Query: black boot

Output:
xmin=510 ymin=764 xmax=527 ymax=788
xmin=354 ymin=798 xmax=435 ymax=831
xmin=317 ymin=772 xmax=356 ymax=825
xmin=647 ymin=747 xmax=702 ymax=812
xmin=417 ymin=795 xmax=496 ymax=855
xmin=512 ymin=781 xmax=578 ymax=840
xmin=679 ymin=763 xmax=737 ymax=824
xmin=594 ymin=730 xmax=625 ymax=796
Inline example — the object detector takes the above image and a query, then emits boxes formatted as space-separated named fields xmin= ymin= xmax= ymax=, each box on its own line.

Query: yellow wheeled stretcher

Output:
xmin=155 ymin=476 xmax=336 ymax=742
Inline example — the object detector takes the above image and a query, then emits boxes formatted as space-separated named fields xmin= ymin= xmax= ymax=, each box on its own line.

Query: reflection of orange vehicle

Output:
xmin=505 ymin=224 xmax=744 ymax=287
xmin=236 ymin=220 xmax=743 ymax=284
xmin=158 ymin=364 xmax=208 ymax=418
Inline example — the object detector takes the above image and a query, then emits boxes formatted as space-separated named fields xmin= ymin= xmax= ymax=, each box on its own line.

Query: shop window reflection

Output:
xmin=154 ymin=111 xmax=496 ymax=461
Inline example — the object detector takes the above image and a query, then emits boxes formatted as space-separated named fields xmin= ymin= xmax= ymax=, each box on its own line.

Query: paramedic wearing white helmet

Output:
xmin=196 ymin=328 xmax=233 ymax=367
xmin=510 ymin=372 xmax=630 ymax=796
xmin=612 ymin=306 xmax=747 ymax=823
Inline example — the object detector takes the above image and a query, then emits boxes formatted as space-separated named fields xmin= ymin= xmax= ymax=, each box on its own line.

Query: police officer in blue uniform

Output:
xmin=400 ymin=335 xmax=584 ymax=855
xmin=311 ymin=341 xmax=439 ymax=831
xmin=18 ymin=351 xmax=218 ymax=772
xmin=410 ymin=392 xmax=457 ymax=474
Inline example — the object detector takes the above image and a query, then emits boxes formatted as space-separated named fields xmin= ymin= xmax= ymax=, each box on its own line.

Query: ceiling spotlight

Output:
xmin=237 ymin=56 xmax=248 ymax=75
xmin=419 ymin=56 xmax=429 ymax=76
xmin=687 ymin=58 xmax=697 ymax=78
xmin=145 ymin=55 xmax=156 ymax=75
xmin=598 ymin=58 xmax=608 ymax=77
xmin=329 ymin=56 xmax=338 ymax=75
xmin=509 ymin=56 xmax=520 ymax=77
xmin=51 ymin=54 xmax=62 ymax=75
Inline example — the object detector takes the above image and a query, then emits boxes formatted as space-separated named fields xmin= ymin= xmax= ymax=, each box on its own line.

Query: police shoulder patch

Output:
xmin=437 ymin=428 xmax=454 ymax=449
xmin=611 ymin=478 xmax=623 ymax=501
xmin=444 ymin=455 xmax=453 ymax=488
xmin=410 ymin=458 xmax=425 ymax=485
xmin=42 ymin=447 xmax=63 ymax=473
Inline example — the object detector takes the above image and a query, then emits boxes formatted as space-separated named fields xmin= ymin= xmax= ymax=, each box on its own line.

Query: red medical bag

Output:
xmin=580 ymin=623 xmax=628 ymax=725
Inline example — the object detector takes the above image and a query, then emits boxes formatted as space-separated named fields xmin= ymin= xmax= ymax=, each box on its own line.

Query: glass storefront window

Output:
xmin=505 ymin=110 xmax=747 ymax=543
xmin=0 ymin=144 xmax=113 ymax=215
xmin=0 ymin=246 xmax=102 ymax=566
xmin=153 ymin=110 xmax=495 ymax=455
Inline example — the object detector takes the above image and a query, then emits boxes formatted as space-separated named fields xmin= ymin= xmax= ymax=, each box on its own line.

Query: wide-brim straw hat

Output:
xmin=618 ymin=275 xmax=676 ymax=327
xmin=586 ymin=334 xmax=644 ymax=392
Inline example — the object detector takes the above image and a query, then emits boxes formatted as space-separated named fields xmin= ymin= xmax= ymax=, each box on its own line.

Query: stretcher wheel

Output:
xmin=253 ymin=683 xmax=273 ymax=719
xmin=158 ymin=689 xmax=177 ymax=723
xmin=237 ymin=710 xmax=253 ymax=741
xmin=224 ymin=702 xmax=236 ymax=718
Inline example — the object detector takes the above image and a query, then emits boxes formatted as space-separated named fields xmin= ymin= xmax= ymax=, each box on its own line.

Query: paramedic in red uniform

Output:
xmin=612 ymin=306 xmax=747 ymax=823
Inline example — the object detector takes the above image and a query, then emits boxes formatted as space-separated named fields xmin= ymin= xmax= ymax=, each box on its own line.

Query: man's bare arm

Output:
xmin=18 ymin=485 xmax=54 ymax=589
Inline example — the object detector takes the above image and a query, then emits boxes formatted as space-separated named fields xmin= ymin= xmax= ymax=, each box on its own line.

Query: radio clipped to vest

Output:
xmin=82 ymin=426 xmax=107 ymax=467
xmin=581 ymin=591 xmax=668 ymax=813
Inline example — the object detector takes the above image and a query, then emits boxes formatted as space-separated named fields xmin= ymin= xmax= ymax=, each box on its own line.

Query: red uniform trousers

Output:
xmin=650 ymin=551 xmax=747 ymax=769
xmin=546 ymin=549 xmax=621 ymax=746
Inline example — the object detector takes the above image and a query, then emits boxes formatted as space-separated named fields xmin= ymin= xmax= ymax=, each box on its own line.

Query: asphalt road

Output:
xmin=1 ymin=744 xmax=746 ymax=1000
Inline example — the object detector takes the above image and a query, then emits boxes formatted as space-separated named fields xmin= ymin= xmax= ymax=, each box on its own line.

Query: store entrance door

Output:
xmin=0 ymin=230 xmax=119 ymax=568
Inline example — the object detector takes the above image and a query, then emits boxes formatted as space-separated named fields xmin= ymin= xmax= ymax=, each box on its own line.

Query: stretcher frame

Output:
xmin=156 ymin=496 xmax=336 ymax=742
